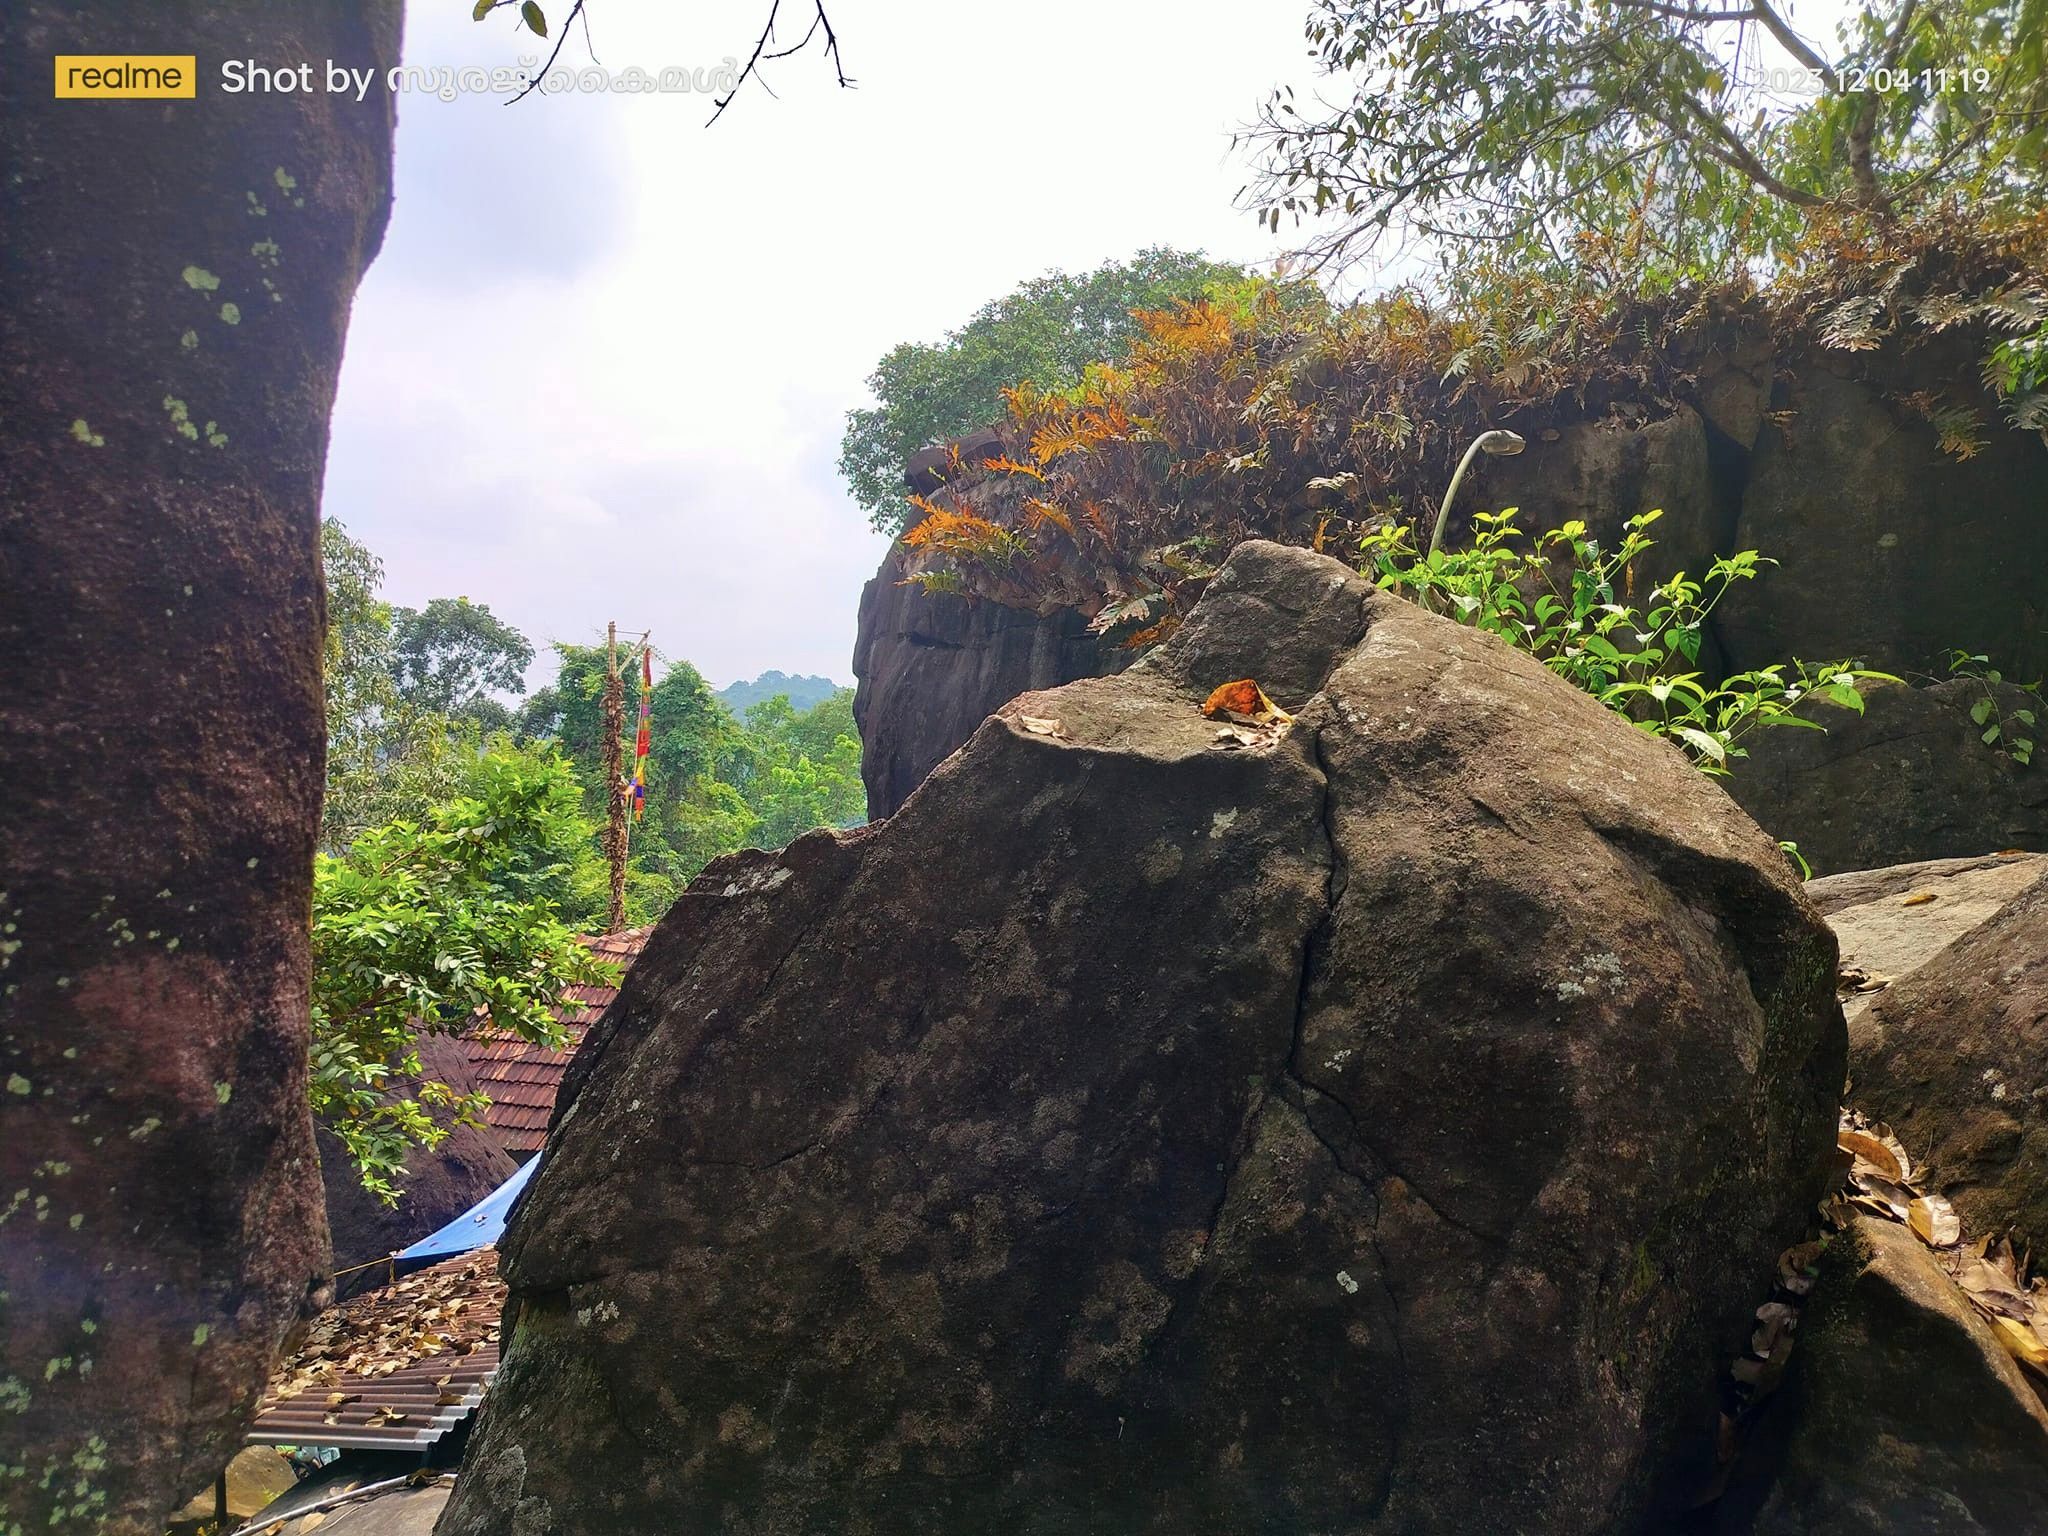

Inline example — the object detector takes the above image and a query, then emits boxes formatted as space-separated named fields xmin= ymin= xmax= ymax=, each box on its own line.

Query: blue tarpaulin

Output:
xmin=395 ymin=1155 xmax=539 ymax=1272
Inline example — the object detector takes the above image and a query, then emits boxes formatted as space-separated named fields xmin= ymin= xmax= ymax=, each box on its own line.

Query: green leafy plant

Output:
xmin=1359 ymin=508 xmax=1897 ymax=774
xmin=311 ymin=747 xmax=617 ymax=1200
xmin=1246 ymin=0 xmax=2048 ymax=282
xmin=1947 ymin=649 xmax=2040 ymax=764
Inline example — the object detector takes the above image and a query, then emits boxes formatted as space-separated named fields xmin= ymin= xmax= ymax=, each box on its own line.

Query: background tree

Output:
xmin=311 ymin=745 xmax=613 ymax=1199
xmin=321 ymin=522 xmax=532 ymax=850
xmin=838 ymin=247 xmax=1250 ymax=532
xmin=520 ymin=651 xmax=866 ymax=889
xmin=388 ymin=595 xmax=534 ymax=731
xmin=519 ymin=645 xmax=744 ymax=817
xmin=728 ymin=691 xmax=866 ymax=848
xmin=1246 ymin=0 xmax=2048 ymax=280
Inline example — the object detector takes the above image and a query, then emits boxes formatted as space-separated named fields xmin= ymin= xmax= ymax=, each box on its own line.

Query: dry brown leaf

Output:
xmin=1909 ymin=1193 xmax=1962 ymax=1248
xmin=324 ymin=1391 xmax=360 ymax=1410
xmin=1898 ymin=889 xmax=1938 ymax=906
xmin=1837 ymin=1129 xmax=1906 ymax=1182
xmin=1992 ymin=1313 xmax=2048 ymax=1371
xmin=1958 ymin=1266 xmax=2035 ymax=1322
xmin=1200 ymin=679 xmax=1294 ymax=725
xmin=1714 ymin=1411 xmax=1741 ymax=1464
xmin=1752 ymin=1300 xmax=1799 ymax=1357
xmin=1778 ymin=1240 xmax=1825 ymax=1287
xmin=1850 ymin=1171 xmax=1917 ymax=1222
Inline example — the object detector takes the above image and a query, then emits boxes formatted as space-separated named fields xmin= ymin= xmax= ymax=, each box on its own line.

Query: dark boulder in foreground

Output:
xmin=1725 ymin=1215 xmax=2048 ymax=1535
xmin=1850 ymin=868 xmax=2048 ymax=1252
xmin=439 ymin=541 xmax=1844 ymax=1536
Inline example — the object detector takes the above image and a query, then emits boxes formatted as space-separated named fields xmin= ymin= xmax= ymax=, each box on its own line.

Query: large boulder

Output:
xmin=1848 ymin=869 xmax=2048 ymax=1250
xmin=1725 ymin=1215 xmax=2048 ymax=1535
xmin=440 ymin=540 xmax=1844 ymax=1536
xmin=1719 ymin=355 xmax=2048 ymax=681
xmin=320 ymin=1035 xmax=517 ymax=1299
xmin=0 ymin=3 xmax=399 ymax=1531
xmin=851 ymin=549 xmax=1129 ymax=819
xmin=1808 ymin=850 xmax=2048 ymax=1023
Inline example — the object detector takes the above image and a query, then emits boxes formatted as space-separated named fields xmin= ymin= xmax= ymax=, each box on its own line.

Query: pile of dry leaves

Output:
xmin=267 ymin=1249 xmax=504 ymax=1408
xmin=1825 ymin=1114 xmax=2048 ymax=1372
xmin=1703 ymin=1110 xmax=2048 ymax=1501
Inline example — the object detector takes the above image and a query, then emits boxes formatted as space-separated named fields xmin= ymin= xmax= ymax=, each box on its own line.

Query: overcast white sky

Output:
xmin=322 ymin=0 xmax=1324 ymax=691
xmin=324 ymin=0 xmax=1859 ymax=692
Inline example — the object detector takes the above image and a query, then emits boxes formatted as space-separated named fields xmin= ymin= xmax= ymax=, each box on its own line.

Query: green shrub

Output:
xmin=1360 ymin=508 xmax=1896 ymax=775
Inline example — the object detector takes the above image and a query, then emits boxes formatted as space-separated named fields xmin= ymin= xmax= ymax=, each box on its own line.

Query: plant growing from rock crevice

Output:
xmin=1360 ymin=508 xmax=1896 ymax=775
xmin=1945 ymin=649 xmax=2041 ymax=765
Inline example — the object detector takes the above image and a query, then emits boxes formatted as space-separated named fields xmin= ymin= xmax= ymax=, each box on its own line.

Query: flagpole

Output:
xmin=601 ymin=623 xmax=628 ymax=935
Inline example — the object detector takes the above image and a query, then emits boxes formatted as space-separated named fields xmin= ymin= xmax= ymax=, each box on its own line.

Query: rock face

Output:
xmin=1849 ymin=869 xmax=2048 ymax=1250
xmin=321 ymin=1036 xmax=517 ymax=1300
xmin=1809 ymin=850 xmax=2048 ymax=1024
xmin=1480 ymin=403 xmax=1734 ymax=593
xmin=1728 ymin=680 xmax=2048 ymax=875
xmin=851 ymin=552 xmax=1129 ymax=819
xmin=441 ymin=541 xmax=1844 ymax=1536
xmin=1727 ymin=1215 xmax=2048 ymax=1535
xmin=851 ymin=352 xmax=2048 ymax=872
xmin=0 ymin=3 xmax=400 ymax=1531
xmin=1719 ymin=356 xmax=2048 ymax=683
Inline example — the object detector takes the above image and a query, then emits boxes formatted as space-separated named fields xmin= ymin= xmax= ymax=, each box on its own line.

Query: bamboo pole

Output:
xmin=601 ymin=622 xmax=628 ymax=934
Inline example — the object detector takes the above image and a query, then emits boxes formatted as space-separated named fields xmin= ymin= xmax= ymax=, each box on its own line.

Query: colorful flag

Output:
xmin=631 ymin=646 xmax=651 ymax=819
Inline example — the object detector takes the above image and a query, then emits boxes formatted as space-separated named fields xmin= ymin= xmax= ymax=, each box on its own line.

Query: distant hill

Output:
xmin=716 ymin=671 xmax=844 ymax=715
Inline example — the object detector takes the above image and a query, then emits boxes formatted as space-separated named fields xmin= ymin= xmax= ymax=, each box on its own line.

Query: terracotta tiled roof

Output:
xmin=466 ymin=926 xmax=650 ymax=1154
xmin=248 ymin=1250 xmax=504 ymax=1452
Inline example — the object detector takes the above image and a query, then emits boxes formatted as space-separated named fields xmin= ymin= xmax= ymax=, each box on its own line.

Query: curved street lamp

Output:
xmin=1427 ymin=429 xmax=1526 ymax=558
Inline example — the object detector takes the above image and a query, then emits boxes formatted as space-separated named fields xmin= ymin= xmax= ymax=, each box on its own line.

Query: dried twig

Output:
xmin=708 ymin=0 xmax=854 ymax=127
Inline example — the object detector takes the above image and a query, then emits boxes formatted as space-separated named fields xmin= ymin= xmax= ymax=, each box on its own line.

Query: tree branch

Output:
xmin=1747 ymin=0 xmax=1838 ymax=87
xmin=504 ymin=0 xmax=590 ymax=106
xmin=1652 ymin=100 xmax=1830 ymax=206
xmin=708 ymin=0 xmax=853 ymax=127
xmin=1848 ymin=0 xmax=1918 ymax=209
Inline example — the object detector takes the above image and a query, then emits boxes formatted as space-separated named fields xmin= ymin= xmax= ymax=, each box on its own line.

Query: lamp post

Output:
xmin=1427 ymin=429 xmax=1526 ymax=558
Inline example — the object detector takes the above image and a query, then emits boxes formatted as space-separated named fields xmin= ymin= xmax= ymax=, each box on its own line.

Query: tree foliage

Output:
xmin=1246 ymin=0 xmax=2048 ymax=281
xmin=1362 ymin=507 xmax=1896 ymax=771
xmin=311 ymin=745 xmax=614 ymax=1198
xmin=389 ymin=596 xmax=534 ymax=731
xmin=838 ymin=248 xmax=1251 ymax=533
xmin=729 ymin=691 xmax=866 ymax=849
xmin=517 ymin=642 xmax=867 ymax=918
xmin=321 ymin=522 xmax=536 ymax=849
xmin=316 ymin=528 xmax=871 ymax=1191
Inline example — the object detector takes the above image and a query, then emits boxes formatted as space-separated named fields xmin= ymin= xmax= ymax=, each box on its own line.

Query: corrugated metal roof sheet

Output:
xmin=466 ymin=926 xmax=650 ymax=1154
xmin=248 ymin=1251 xmax=504 ymax=1452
